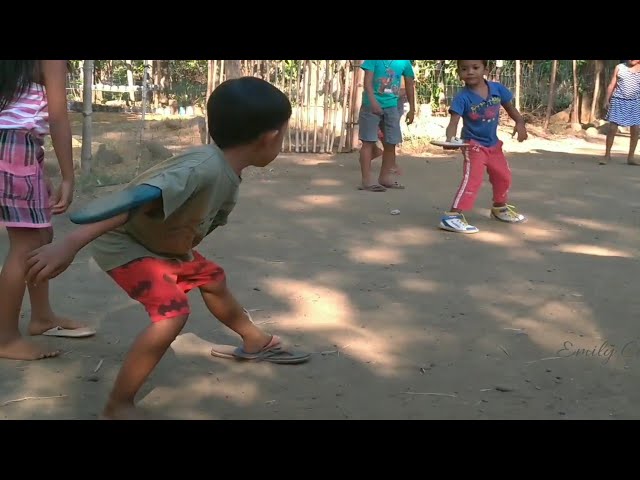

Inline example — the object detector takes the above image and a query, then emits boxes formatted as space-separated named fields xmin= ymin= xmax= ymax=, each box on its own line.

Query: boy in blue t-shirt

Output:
xmin=357 ymin=60 xmax=415 ymax=192
xmin=438 ymin=60 xmax=528 ymax=234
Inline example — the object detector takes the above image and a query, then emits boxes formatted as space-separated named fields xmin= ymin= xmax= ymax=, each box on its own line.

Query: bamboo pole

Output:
xmin=313 ymin=61 xmax=320 ymax=152
xmin=325 ymin=64 xmax=333 ymax=153
xmin=515 ymin=60 xmax=521 ymax=111
xmin=295 ymin=61 xmax=302 ymax=152
xmin=329 ymin=100 xmax=338 ymax=153
xmin=305 ymin=60 xmax=311 ymax=153
xmin=206 ymin=60 xmax=215 ymax=144
xmin=288 ymin=62 xmax=294 ymax=152
xmin=338 ymin=60 xmax=351 ymax=153
xmin=278 ymin=61 xmax=287 ymax=152
xmin=349 ymin=60 xmax=364 ymax=152
xmin=328 ymin=62 xmax=339 ymax=153
xmin=322 ymin=60 xmax=330 ymax=152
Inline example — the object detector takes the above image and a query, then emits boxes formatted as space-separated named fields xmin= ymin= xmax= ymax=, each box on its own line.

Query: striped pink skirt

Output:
xmin=0 ymin=129 xmax=51 ymax=228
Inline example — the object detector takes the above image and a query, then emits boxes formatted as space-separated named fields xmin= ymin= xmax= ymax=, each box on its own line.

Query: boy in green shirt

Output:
xmin=25 ymin=77 xmax=310 ymax=419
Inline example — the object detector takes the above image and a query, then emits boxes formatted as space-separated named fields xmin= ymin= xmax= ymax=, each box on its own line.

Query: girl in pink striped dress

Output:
xmin=0 ymin=60 xmax=93 ymax=361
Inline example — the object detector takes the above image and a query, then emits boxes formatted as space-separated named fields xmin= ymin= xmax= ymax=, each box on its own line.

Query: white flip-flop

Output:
xmin=41 ymin=326 xmax=96 ymax=338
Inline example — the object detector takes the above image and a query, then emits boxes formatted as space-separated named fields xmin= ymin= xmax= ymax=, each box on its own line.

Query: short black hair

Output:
xmin=456 ymin=60 xmax=489 ymax=68
xmin=207 ymin=76 xmax=292 ymax=149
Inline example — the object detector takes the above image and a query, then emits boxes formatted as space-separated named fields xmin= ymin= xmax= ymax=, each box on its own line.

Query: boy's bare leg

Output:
xmin=373 ymin=144 xmax=383 ymax=160
xmin=378 ymin=143 xmax=399 ymax=186
xmin=102 ymin=315 xmax=187 ymax=420
xmin=199 ymin=280 xmax=272 ymax=353
xmin=373 ymin=142 xmax=402 ymax=174
xmin=359 ymin=141 xmax=380 ymax=189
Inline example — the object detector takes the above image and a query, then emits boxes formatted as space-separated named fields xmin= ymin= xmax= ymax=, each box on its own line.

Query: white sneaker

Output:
xmin=490 ymin=204 xmax=526 ymax=223
xmin=439 ymin=212 xmax=479 ymax=234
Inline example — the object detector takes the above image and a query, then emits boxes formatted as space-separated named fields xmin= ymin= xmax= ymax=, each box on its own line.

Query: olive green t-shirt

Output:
xmin=90 ymin=144 xmax=241 ymax=272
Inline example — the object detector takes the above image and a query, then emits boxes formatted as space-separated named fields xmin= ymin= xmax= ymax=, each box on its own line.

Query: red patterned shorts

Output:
xmin=108 ymin=251 xmax=226 ymax=322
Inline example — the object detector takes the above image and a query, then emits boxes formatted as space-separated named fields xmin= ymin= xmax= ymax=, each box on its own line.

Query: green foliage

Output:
xmin=413 ymin=60 xmax=462 ymax=110
xmin=169 ymin=60 xmax=207 ymax=84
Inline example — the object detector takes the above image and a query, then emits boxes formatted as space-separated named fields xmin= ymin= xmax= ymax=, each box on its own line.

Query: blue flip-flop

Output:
xmin=210 ymin=336 xmax=311 ymax=365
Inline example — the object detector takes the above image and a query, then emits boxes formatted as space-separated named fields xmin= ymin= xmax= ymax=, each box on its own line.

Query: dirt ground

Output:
xmin=1 ymin=113 xmax=639 ymax=420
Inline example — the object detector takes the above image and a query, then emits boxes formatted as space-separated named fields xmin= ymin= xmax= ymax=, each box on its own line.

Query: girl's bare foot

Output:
xmin=28 ymin=314 xmax=91 ymax=336
xmin=0 ymin=335 xmax=60 ymax=360
xmin=600 ymin=156 xmax=610 ymax=165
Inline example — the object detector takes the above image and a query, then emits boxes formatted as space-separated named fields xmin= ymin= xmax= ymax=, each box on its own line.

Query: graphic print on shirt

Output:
xmin=468 ymin=96 xmax=501 ymax=123
xmin=376 ymin=62 xmax=400 ymax=95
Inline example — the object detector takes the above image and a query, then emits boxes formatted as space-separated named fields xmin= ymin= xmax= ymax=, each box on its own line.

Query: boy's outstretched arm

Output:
xmin=405 ymin=76 xmax=416 ymax=124
xmin=446 ymin=113 xmax=461 ymax=141
xmin=25 ymin=199 xmax=160 ymax=284
xmin=502 ymin=101 xmax=528 ymax=142
xmin=25 ymin=212 xmax=129 ymax=285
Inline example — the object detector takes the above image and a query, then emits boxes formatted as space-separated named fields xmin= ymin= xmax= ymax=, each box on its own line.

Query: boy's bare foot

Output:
xmin=28 ymin=314 xmax=91 ymax=336
xmin=600 ymin=156 xmax=610 ymax=165
xmin=378 ymin=175 xmax=405 ymax=189
xmin=241 ymin=330 xmax=274 ymax=354
xmin=628 ymin=156 xmax=639 ymax=165
xmin=0 ymin=336 xmax=60 ymax=360
xmin=101 ymin=401 xmax=150 ymax=420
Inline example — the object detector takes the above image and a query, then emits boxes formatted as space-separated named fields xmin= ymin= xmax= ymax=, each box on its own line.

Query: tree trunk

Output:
xmin=590 ymin=60 xmax=604 ymax=122
xmin=571 ymin=59 xmax=579 ymax=123
xmin=226 ymin=60 xmax=243 ymax=80
xmin=141 ymin=60 xmax=150 ymax=120
xmin=125 ymin=60 xmax=135 ymax=102
xmin=81 ymin=60 xmax=94 ymax=175
xmin=152 ymin=60 xmax=159 ymax=109
xmin=543 ymin=60 xmax=558 ymax=130
xmin=156 ymin=60 xmax=171 ymax=106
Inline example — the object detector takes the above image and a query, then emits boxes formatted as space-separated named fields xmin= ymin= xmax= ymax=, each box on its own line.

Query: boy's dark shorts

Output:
xmin=107 ymin=251 xmax=225 ymax=322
